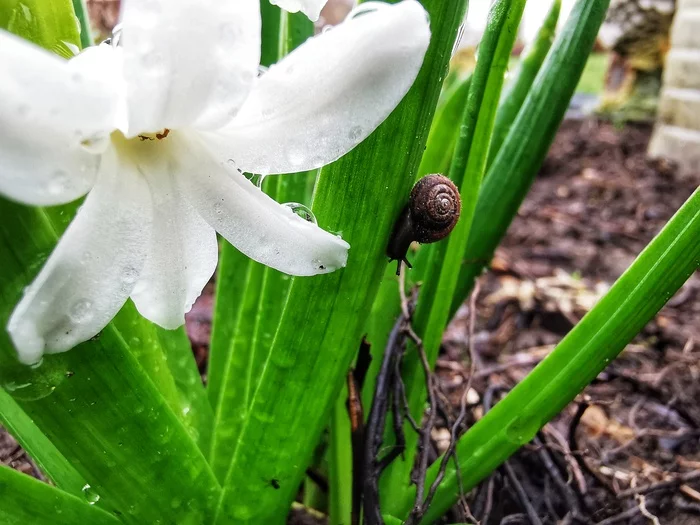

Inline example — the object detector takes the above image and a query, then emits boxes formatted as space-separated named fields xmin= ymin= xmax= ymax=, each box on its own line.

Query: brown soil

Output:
xmin=438 ymin=120 xmax=700 ymax=524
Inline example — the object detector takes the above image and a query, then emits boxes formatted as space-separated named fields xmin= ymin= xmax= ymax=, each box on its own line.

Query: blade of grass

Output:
xmin=487 ymin=0 xmax=560 ymax=169
xmin=156 ymin=326 xmax=213 ymax=453
xmin=207 ymin=241 xmax=250 ymax=410
xmin=0 ymin=198 xmax=221 ymax=524
xmin=71 ymin=0 xmax=91 ymax=49
xmin=0 ymin=388 xmax=86 ymax=496
xmin=0 ymin=465 xmax=119 ymax=525
xmin=213 ymin=2 xmax=468 ymax=523
xmin=379 ymin=0 xmax=526 ymax=509
xmin=329 ymin=385 xmax=353 ymax=525
xmin=450 ymin=0 xmax=610 ymax=316
xmin=405 ymin=181 xmax=700 ymax=525
xmin=417 ymin=71 xmax=472 ymax=178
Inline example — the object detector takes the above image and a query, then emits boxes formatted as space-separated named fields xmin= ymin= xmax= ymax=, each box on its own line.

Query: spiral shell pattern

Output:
xmin=409 ymin=174 xmax=461 ymax=243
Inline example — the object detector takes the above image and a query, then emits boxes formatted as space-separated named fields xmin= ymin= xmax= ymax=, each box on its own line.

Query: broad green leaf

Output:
xmin=213 ymin=1 xmax=468 ymax=522
xmin=487 ymin=0 xmax=561 ymax=168
xmin=207 ymin=241 xmax=251 ymax=411
xmin=407 ymin=170 xmax=699 ymax=525
xmin=209 ymin=9 xmax=315 ymax=482
xmin=206 ymin=3 xmax=286 ymax=418
xmin=379 ymin=0 xmax=527 ymax=508
xmin=156 ymin=326 xmax=213 ymax=454
xmin=450 ymin=0 xmax=609 ymax=315
xmin=0 ymin=198 xmax=221 ymax=524
xmin=0 ymin=388 xmax=86 ymax=496
xmin=1 ymin=0 xmax=80 ymax=58
xmin=0 ymin=465 xmax=119 ymax=525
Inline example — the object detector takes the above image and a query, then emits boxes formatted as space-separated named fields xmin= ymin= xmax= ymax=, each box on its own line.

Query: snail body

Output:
xmin=387 ymin=174 xmax=461 ymax=275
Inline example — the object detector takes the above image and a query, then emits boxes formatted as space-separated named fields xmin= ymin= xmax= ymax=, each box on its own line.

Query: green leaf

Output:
xmin=329 ymin=386 xmax=353 ymax=525
xmin=379 ymin=0 xmax=527 ymax=508
xmin=212 ymin=1 xmax=468 ymax=522
xmin=0 ymin=388 xmax=86 ymax=496
xmin=71 ymin=0 xmax=92 ymax=49
xmin=487 ymin=0 xmax=561 ymax=169
xmin=156 ymin=325 xmax=213 ymax=454
xmin=417 ymin=72 xmax=472 ymax=178
xmin=207 ymin=241 xmax=251 ymax=412
xmin=2 ymin=0 xmax=81 ymax=58
xmin=0 ymin=465 xmax=119 ymax=525
xmin=0 ymin=198 xmax=221 ymax=524
xmin=405 ymin=175 xmax=700 ymax=525
xmin=208 ymin=10 xmax=315 ymax=482
xmin=450 ymin=0 xmax=610 ymax=316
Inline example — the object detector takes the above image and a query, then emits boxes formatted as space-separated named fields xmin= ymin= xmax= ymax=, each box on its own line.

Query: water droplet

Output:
xmin=82 ymin=484 xmax=101 ymax=505
xmin=283 ymin=203 xmax=317 ymax=225
xmin=245 ymin=173 xmax=265 ymax=188
xmin=286 ymin=149 xmax=305 ymax=167
xmin=121 ymin=266 xmax=139 ymax=285
xmin=348 ymin=125 xmax=363 ymax=141
xmin=48 ymin=170 xmax=70 ymax=196
xmin=220 ymin=23 xmax=241 ymax=46
xmin=70 ymin=299 xmax=93 ymax=323
xmin=143 ymin=51 xmax=164 ymax=69
xmin=505 ymin=415 xmax=540 ymax=446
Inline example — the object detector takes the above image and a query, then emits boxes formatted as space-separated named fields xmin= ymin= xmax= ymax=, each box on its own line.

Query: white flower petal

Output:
xmin=210 ymin=0 xmax=430 ymax=175
xmin=270 ymin=0 xmax=327 ymax=21
xmin=172 ymin=133 xmax=349 ymax=276
xmin=7 ymin=147 xmax=152 ymax=365
xmin=0 ymin=33 xmax=120 ymax=205
xmin=130 ymin=164 xmax=218 ymax=330
xmin=120 ymin=0 xmax=261 ymax=135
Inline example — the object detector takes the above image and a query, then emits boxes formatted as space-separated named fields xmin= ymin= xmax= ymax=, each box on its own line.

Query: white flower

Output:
xmin=271 ymin=0 xmax=328 ymax=21
xmin=0 ymin=0 xmax=431 ymax=364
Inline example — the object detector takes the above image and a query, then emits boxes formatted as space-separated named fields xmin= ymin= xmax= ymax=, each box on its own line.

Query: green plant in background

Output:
xmin=0 ymin=1 xmax=698 ymax=525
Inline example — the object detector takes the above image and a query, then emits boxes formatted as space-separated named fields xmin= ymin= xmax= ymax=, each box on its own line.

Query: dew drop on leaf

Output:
xmin=82 ymin=484 xmax=101 ymax=505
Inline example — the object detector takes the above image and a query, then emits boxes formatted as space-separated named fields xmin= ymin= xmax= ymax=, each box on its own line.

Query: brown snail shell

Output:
xmin=386 ymin=174 xmax=461 ymax=275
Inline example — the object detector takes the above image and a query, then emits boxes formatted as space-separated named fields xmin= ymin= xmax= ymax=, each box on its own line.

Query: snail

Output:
xmin=387 ymin=174 xmax=461 ymax=275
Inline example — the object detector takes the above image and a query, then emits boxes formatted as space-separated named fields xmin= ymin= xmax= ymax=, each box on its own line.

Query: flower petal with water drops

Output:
xmin=208 ymin=0 xmax=430 ymax=175
xmin=173 ymin=133 xmax=349 ymax=276
xmin=269 ymin=0 xmax=327 ymax=21
xmin=0 ymin=32 xmax=120 ymax=205
xmin=120 ymin=0 xmax=261 ymax=136
xmin=130 ymin=158 xmax=218 ymax=330
xmin=7 ymin=147 xmax=153 ymax=365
